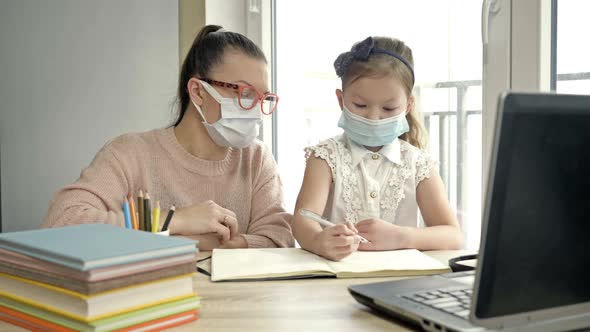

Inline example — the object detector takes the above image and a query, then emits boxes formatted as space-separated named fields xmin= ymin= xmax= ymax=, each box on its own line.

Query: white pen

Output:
xmin=299 ymin=208 xmax=369 ymax=243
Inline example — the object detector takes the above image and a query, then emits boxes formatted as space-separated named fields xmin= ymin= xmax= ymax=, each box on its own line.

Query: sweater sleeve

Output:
xmin=242 ymin=145 xmax=295 ymax=248
xmin=41 ymin=143 xmax=130 ymax=228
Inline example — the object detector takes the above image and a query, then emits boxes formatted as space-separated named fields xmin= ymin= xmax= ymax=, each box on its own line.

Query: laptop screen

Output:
xmin=475 ymin=93 xmax=590 ymax=319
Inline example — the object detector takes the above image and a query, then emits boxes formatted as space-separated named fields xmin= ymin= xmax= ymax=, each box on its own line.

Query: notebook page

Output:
xmin=328 ymin=249 xmax=450 ymax=276
xmin=211 ymin=248 xmax=331 ymax=281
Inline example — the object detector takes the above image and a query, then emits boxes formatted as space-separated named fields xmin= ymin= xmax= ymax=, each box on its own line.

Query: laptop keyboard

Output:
xmin=402 ymin=286 xmax=472 ymax=320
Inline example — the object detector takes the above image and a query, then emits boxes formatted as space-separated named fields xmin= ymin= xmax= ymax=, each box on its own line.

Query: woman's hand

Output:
xmin=177 ymin=233 xmax=221 ymax=251
xmin=178 ymin=232 xmax=247 ymax=251
xmin=170 ymin=200 xmax=238 ymax=241
xmin=356 ymin=218 xmax=408 ymax=251
xmin=311 ymin=223 xmax=360 ymax=261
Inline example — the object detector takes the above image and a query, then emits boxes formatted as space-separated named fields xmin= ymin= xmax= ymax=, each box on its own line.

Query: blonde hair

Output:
xmin=338 ymin=37 xmax=428 ymax=149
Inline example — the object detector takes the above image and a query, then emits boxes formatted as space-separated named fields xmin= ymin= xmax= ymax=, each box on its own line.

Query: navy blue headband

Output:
xmin=334 ymin=37 xmax=415 ymax=85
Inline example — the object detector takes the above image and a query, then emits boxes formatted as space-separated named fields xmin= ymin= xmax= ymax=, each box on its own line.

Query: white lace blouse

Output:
xmin=304 ymin=134 xmax=437 ymax=227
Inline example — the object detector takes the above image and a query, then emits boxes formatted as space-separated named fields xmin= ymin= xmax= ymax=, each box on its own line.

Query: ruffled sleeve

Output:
xmin=304 ymin=140 xmax=338 ymax=180
xmin=415 ymin=149 xmax=439 ymax=185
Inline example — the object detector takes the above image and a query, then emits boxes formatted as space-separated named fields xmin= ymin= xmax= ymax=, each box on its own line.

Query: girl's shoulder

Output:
xmin=306 ymin=134 xmax=347 ymax=150
xmin=399 ymin=140 xmax=439 ymax=183
xmin=399 ymin=139 xmax=433 ymax=161
xmin=303 ymin=135 xmax=349 ymax=176
xmin=304 ymin=135 xmax=347 ymax=158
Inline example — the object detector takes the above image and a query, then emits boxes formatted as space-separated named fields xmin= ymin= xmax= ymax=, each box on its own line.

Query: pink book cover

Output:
xmin=0 ymin=248 xmax=196 ymax=282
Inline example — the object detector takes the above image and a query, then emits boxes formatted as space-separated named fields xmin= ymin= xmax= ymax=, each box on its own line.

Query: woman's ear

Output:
xmin=335 ymin=89 xmax=344 ymax=110
xmin=187 ymin=78 xmax=205 ymax=106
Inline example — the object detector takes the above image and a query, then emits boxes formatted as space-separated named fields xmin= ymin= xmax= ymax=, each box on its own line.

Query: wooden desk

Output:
xmin=0 ymin=250 xmax=473 ymax=332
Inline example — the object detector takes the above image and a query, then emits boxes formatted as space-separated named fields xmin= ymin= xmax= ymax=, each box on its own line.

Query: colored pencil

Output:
xmin=152 ymin=201 xmax=160 ymax=233
xmin=144 ymin=192 xmax=152 ymax=232
xmin=162 ymin=206 xmax=176 ymax=231
xmin=122 ymin=197 xmax=132 ymax=229
xmin=127 ymin=193 xmax=138 ymax=230
xmin=137 ymin=190 xmax=145 ymax=231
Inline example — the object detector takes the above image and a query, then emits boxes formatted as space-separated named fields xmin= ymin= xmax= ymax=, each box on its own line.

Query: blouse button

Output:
xmin=372 ymin=154 xmax=380 ymax=160
xmin=370 ymin=191 xmax=378 ymax=198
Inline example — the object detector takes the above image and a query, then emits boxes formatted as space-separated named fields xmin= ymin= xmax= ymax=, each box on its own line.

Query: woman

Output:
xmin=42 ymin=25 xmax=294 ymax=250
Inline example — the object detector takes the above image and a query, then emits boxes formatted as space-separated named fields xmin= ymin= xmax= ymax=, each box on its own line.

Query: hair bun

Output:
xmin=350 ymin=37 xmax=374 ymax=60
xmin=333 ymin=52 xmax=352 ymax=77
xmin=333 ymin=37 xmax=374 ymax=78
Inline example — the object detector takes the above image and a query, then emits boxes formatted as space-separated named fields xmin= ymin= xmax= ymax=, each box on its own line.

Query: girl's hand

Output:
xmin=170 ymin=200 xmax=238 ymax=241
xmin=356 ymin=218 xmax=408 ymax=251
xmin=312 ymin=223 xmax=360 ymax=261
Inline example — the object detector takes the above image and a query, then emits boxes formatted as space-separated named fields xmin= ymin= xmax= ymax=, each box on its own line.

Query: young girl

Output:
xmin=292 ymin=36 xmax=463 ymax=261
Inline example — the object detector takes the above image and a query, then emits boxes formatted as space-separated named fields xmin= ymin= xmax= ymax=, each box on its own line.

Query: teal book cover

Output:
xmin=0 ymin=224 xmax=197 ymax=271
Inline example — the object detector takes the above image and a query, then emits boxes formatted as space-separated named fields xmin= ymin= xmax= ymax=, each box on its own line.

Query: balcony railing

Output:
xmin=418 ymin=71 xmax=590 ymax=231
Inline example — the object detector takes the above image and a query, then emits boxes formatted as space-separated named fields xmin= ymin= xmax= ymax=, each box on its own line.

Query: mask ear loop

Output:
xmin=198 ymin=80 xmax=225 ymax=103
xmin=191 ymin=99 xmax=209 ymax=124
xmin=392 ymin=108 xmax=409 ymax=121
xmin=190 ymin=80 xmax=223 ymax=125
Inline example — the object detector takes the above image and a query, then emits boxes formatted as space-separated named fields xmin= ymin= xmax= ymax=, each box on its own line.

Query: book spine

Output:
xmin=0 ymin=242 xmax=82 ymax=270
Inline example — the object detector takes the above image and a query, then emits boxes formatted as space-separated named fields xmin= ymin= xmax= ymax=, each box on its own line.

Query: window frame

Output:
xmin=482 ymin=0 xmax=553 ymax=202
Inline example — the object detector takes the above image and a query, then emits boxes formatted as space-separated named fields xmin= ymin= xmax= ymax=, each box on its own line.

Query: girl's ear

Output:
xmin=335 ymin=89 xmax=344 ymax=110
xmin=187 ymin=78 xmax=205 ymax=106
xmin=406 ymin=94 xmax=416 ymax=115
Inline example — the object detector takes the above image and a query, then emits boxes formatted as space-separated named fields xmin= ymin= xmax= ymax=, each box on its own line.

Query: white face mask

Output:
xmin=191 ymin=80 xmax=262 ymax=148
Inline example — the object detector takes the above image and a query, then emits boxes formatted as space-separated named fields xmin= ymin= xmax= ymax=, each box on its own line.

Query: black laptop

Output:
xmin=349 ymin=92 xmax=590 ymax=332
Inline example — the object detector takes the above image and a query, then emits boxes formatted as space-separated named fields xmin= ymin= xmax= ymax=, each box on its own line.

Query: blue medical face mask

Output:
xmin=337 ymin=106 xmax=409 ymax=147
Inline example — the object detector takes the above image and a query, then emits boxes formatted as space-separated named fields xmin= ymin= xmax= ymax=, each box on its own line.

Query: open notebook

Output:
xmin=211 ymin=248 xmax=450 ymax=282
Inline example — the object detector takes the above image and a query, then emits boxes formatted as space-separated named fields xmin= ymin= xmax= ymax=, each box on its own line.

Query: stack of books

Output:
xmin=0 ymin=224 xmax=200 ymax=331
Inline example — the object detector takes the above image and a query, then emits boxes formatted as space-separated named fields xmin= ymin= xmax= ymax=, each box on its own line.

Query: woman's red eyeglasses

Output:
xmin=200 ymin=78 xmax=279 ymax=115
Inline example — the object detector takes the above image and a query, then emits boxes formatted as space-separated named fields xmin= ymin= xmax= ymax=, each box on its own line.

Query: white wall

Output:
xmin=205 ymin=0 xmax=247 ymax=34
xmin=0 ymin=0 xmax=179 ymax=231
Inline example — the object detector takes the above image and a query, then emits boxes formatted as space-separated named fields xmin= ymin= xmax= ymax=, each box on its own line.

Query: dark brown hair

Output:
xmin=174 ymin=25 xmax=267 ymax=126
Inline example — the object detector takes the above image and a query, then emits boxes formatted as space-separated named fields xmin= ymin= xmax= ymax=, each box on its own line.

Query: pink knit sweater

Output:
xmin=42 ymin=127 xmax=294 ymax=248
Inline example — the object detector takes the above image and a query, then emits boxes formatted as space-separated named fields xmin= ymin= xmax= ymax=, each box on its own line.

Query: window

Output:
xmin=555 ymin=0 xmax=590 ymax=93
xmin=274 ymin=0 xmax=484 ymax=249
